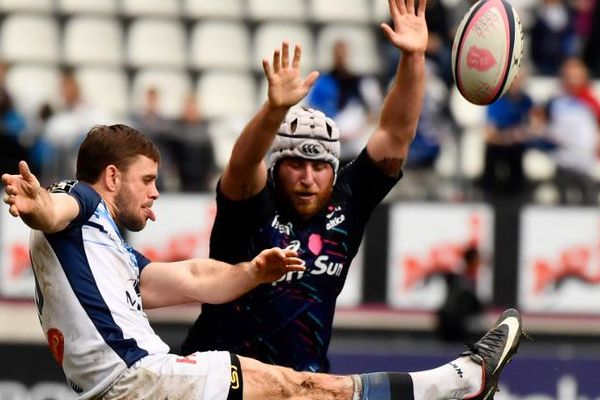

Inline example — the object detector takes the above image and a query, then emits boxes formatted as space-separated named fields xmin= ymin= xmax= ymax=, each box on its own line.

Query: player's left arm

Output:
xmin=366 ymin=0 xmax=428 ymax=178
xmin=139 ymin=248 xmax=305 ymax=309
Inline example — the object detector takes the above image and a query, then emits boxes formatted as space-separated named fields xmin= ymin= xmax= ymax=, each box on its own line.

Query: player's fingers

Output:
xmin=1 ymin=173 xmax=12 ymax=185
xmin=291 ymin=44 xmax=302 ymax=70
xmin=285 ymin=256 xmax=305 ymax=266
xmin=302 ymin=71 xmax=320 ymax=91
xmin=8 ymin=203 xmax=20 ymax=217
xmin=281 ymin=41 xmax=290 ymax=68
xmin=393 ymin=0 xmax=406 ymax=16
xmin=5 ymin=185 xmax=18 ymax=196
xmin=3 ymin=193 xmax=11 ymax=204
xmin=286 ymin=264 xmax=306 ymax=272
xmin=262 ymin=59 xmax=273 ymax=81
xmin=380 ymin=23 xmax=395 ymax=42
xmin=272 ymin=49 xmax=281 ymax=73
xmin=417 ymin=0 xmax=426 ymax=16
xmin=18 ymin=161 xmax=33 ymax=181
xmin=283 ymin=248 xmax=298 ymax=257
xmin=406 ymin=0 xmax=415 ymax=15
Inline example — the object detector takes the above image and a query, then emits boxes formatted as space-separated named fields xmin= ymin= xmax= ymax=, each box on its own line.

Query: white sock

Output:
xmin=409 ymin=356 xmax=482 ymax=399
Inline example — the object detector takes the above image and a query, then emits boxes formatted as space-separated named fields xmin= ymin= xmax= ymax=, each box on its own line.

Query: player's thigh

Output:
xmin=103 ymin=351 xmax=235 ymax=400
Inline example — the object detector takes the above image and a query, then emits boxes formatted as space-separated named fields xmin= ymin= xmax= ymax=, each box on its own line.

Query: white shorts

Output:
xmin=100 ymin=351 xmax=241 ymax=400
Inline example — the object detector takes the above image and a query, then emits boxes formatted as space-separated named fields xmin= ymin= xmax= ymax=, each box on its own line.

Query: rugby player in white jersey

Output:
xmin=4 ymin=124 xmax=522 ymax=399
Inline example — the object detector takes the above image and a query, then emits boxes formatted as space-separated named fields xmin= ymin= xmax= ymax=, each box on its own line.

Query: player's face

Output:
xmin=275 ymin=158 xmax=334 ymax=220
xmin=114 ymin=155 xmax=159 ymax=232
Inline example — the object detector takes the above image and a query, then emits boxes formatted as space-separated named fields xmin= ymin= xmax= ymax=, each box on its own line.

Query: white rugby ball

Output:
xmin=451 ymin=0 xmax=523 ymax=105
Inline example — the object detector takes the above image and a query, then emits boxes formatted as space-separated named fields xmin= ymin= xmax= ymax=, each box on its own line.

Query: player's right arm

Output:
xmin=220 ymin=42 xmax=319 ymax=201
xmin=2 ymin=161 xmax=79 ymax=233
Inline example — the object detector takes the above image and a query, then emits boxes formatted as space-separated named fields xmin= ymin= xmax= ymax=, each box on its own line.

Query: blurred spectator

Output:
xmin=130 ymin=87 xmax=179 ymax=191
xmin=479 ymin=70 xmax=534 ymax=200
xmin=307 ymin=40 xmax=383 ymax=165
xmin=530 ymin=0 xmax=577 ymax=76
xmin=174 ymin=94 xmax=217 ymax=192
xmin=545 ymin=58 xmax=599 ymax=204
xmin=582 ymin=0 xmax=600 ymax=76
xmin=436 ymin=246 xmax=484 ymax=343
xmin=0 ymin=62 xmax=27 ymax=175
xmin=43 ymin=69 xmax=111 ymax=181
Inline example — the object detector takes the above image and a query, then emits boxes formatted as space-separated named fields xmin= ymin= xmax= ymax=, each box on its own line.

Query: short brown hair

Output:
xmin=76 ymin=124 xmax=160 ymax=183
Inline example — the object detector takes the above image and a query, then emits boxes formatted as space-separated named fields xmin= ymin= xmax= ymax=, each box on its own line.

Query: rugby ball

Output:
xmin=451 ymin=0 xmax=523 ymax=105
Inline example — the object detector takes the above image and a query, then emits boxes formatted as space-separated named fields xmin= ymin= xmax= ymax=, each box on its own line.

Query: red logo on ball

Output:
xmin=47 ymin=328 xmax=65 ymax=366
xmin=466 ymin=45 xmax=497 ymax=72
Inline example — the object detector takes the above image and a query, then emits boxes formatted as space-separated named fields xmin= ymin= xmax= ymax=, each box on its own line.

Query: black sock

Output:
xmin=356 ymin=372 xmax=414 ymax=400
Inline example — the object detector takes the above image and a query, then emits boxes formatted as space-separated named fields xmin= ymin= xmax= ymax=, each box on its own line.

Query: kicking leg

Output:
xmin=238 ymin=308 xmax=522 ymax=400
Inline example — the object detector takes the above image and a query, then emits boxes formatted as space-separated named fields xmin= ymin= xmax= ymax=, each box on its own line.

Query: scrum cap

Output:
xmin=270 ymin=106 xmax=340 ymax=180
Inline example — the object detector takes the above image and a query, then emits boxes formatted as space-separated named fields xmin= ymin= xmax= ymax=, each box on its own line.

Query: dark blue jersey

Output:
xmin=181 ymin=149 xmax=400 ymax=372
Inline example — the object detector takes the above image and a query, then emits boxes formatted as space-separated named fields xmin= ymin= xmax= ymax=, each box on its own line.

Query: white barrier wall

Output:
xmin=127 ymin=194 xmax=216 ymax=261
xmin=0 ymin=213 xmax=33 ymax=297
xmin=386 ymin=203 xmax=495 ymax=310
xmin=518 ymin=206 xmax=600 ymax=314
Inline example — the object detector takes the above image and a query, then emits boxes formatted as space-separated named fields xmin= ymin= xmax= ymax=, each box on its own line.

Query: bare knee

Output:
xmin=238 ymin=356 xmax=352 ymax=400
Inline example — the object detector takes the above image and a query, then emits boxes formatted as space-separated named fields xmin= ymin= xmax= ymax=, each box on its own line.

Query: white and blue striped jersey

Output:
xmin=28 ymin=180 xmax=169 ymax=399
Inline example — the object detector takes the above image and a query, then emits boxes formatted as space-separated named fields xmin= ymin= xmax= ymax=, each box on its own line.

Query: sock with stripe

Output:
xmin=352 ymin=356 xmax=481 ymax=400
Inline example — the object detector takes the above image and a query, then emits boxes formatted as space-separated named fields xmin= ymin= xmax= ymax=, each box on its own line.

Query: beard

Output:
xmin=114 ymin=185 xmax=146 ymax=232
xmin=276 ymin=183 xmax=333 ymax=220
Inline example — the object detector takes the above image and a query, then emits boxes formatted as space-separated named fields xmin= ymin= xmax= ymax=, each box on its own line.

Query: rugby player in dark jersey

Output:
xmin=181 ymin=1 xmax=521 ymax=397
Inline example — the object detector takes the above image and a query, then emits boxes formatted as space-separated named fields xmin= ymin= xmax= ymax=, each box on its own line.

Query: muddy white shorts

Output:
xmin=100 ymin=351 xmax=243 ymax=400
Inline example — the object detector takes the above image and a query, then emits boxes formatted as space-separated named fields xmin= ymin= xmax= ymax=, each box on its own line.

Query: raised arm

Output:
xmin=366 ymin=0 xmax=428 ymax=178
xmin=220 ymin=42 xmax=319 ymax=201
xmin=2 ymin=161 xmax=79 ymax=233
xmin=139 ymin=247 xmax=305 ymax=309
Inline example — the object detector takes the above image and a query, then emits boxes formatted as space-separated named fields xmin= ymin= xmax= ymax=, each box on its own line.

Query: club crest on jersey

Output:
xmin=47 ymin=328 xmax=65 ymax=366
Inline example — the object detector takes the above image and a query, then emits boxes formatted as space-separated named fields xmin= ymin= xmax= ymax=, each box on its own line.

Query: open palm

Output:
xmin=381 ymin=0 xmax=428 ymax=55
xmin=262 ymin=42 xmax=319 ymax=108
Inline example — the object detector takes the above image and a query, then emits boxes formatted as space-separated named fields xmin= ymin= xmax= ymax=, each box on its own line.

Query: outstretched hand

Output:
xmin=381 ymin=0 xmax=428 ymax=55
xmin=1 ymin=161 xmax=42 ymax=218
xmin=251 ymin=247 xmax=306 ymax=284
xmin=262 ymin=41 xmax=319 ymax=108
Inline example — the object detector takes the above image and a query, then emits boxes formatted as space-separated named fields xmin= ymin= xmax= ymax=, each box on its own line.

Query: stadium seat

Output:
xmin=308 ymin=0 xmax=370 ymax=23
xmin=247 ymin=0 xmax=306 ymax=21
xmin=460 ymin=128 xmax=485 ymax=179
xmin=131 ymin=69 xmax=192 ymax=118
xmin=0 ymin=0 xmax=52 ymax=12
xmin=253 ymin=23 xmax=315 ymax=72
xmin=64 ymin=17 xmax=123 ymax=66
xmin=196 ymin=71 xmax=257 ymax=119
xmin=182 ymin=0 xmax=244 ymax=19
xmin=208 ymin=117 xmax=244 ymax=169
xmin=523 ymin=148 xmax=556 ymax=181
xmin=127 ymin=19 xmax=186 ymax=68
xmin=57 ymin=0 xmax=118 ymax=15
xmin=190 ymin=21 xmax=251 ymax=70
xmin=316 ymin=25 xmax=380 ymax=75
xmin=449 ymin=87 xmax=486 ymax=128
xmin=372 ymin=0 xmax=390 ymax=23
xmin=76 ymin=67 xmax=129 ymax=117
xmin=121 ymin=0 xmax=179 ymax=17
xmin=525 ymin=75 xmax=560 ymax=105
xmin=0 ymin=14 xmax=59 ymax=64
xmin=5 ymin=64 xmax=60 ymax=117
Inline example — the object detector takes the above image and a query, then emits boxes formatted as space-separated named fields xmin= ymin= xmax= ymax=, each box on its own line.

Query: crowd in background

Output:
xmin=1 ymin=0 xmax=600 ymax=207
